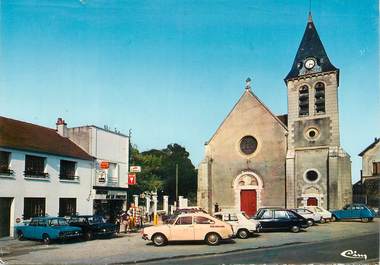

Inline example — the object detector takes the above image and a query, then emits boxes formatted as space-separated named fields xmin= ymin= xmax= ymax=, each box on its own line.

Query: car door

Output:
xmin=273 ymin=210 xmax=292 ymax=229
xmin=37 ymin=219 xmax=48 ymax=239
xmin=193 ymin=216 xmax=215 ymax=240
xmin=256 ymin=209 xmax=275 ymax=230
xmin=344 ymin=205 xmax=355 ymax=219
xmin=170 ymin=216 xmax=194 ymax=241
xmin=352 ymin=205 xmax=362 ymax=218
xmin=24 ymin=218 xmax=37 ymax=238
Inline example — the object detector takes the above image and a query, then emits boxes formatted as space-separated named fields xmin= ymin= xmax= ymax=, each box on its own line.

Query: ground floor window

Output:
xmin=59 ymin=198 xmax=77 ymax=217
xmin=24 ymin=197 xmax=46 ymax=220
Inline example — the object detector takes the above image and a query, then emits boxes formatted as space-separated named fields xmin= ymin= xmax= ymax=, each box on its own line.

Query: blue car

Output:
xmin=331 ymin=203 xmax=376 ymax=223
xmin=15 ymin=217 xmax=82 ymax=244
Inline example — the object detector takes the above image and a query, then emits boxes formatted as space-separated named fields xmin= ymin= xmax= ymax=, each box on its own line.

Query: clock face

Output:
xmin=305 ymin=58 xmax=316 ymax=69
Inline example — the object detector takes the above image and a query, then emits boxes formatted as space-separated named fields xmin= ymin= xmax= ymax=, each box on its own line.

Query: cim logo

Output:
xmin=340 ymin=250 xmax=367 ymax=260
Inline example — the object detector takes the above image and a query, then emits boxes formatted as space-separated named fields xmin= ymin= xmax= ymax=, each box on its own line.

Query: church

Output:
xmin=197 ymin=13 xmax=352 ymax=216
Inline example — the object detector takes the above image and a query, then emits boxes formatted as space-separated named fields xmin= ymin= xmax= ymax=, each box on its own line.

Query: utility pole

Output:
xmin=175 ymin=163 xmax=179 ymax=204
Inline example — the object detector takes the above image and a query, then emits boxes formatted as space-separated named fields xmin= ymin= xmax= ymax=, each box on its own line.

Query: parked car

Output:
xmin=15 ymin=217 xmax=82 ymax=244
xmin=291 ymin=208 xmax=322 ymax=226
xmin=252 ymin=208 xmax=309 ymax=233
xmin=142 ymin=212 xmax=234 ymax=246
xmin=214 ymin=211 xmax=260 ymax=239
xmin=305 ymin=206 xmax=332 ymax=223
xmin=68 ymin=215 xmax=117 ymax=240
xmin=331 ymin=203 xmax=376 ymax=223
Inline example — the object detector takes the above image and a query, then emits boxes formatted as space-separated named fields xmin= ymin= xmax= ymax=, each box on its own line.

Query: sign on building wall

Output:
xmin=100 ymin=161 xmax=110 ymax=169
xmin=128 ymin=173 xmax=137 ymax=185
xmin=130 ymin=166 xmax=141 ymax=172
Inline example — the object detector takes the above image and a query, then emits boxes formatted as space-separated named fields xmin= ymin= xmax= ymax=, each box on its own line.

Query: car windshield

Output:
xmin=87 ymin=216 xmax=106 ymax=224
xmin=167 ymin=217 xmax=177 ymax=225
xmin=49 ymin=218 xmax=69 ymax=226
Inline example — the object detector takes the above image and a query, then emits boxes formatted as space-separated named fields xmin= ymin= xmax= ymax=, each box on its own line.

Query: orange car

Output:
xmin=142 ymin=212 xmax=234 ymax=246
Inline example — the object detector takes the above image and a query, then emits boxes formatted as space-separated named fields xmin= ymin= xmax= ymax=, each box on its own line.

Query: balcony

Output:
xmin=59 ymin=175 xmax=80 ymax=182
xmin=24 ymin=171 xmax=49 ymax=180
xmin=0 ymin=168 xmax=15 ymax=178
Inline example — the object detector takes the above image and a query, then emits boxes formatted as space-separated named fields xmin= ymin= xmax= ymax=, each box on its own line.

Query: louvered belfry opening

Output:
xmin=299 ymin=85 xmax=309 ymax=116
xmin=315 ymin=82 xmax=326 ymax=114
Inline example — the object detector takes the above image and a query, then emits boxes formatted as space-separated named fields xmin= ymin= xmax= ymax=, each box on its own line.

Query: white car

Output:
xmin=214 ymin=211 xmax=260 ymax=239
xmin=291 ymin=208 xmax=322 ymax=226
xmin=305 ymin=206 xmax=332 ymax=223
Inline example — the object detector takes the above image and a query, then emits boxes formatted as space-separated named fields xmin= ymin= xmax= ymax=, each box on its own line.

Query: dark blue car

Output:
xmin=331 ymin=203 xmax=376 ymax=223
xmin=15 ymin=217 xmax=82 ymax=244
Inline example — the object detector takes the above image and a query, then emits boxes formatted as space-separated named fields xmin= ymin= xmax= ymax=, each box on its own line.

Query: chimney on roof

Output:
xmin=56 ymin=118 xmax=68 ymax=137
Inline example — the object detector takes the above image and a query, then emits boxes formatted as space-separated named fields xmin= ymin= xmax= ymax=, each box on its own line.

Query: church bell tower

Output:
xmin=285 ymin=13 xmax=352 ymax=210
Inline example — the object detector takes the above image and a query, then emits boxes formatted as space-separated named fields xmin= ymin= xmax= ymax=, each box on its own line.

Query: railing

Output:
xmin=24 ymin=171 xmax=49 ymax=179
xmin=0 ymin=168 xmax=14 ymax=175
xmin=59 ymin=175 xmax=80 ymax=181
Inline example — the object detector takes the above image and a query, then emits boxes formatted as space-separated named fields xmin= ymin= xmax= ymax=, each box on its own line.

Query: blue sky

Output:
xmin=0 ymin=0 xmax=378 ymax=182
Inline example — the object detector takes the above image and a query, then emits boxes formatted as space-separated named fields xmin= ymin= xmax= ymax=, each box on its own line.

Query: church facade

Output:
xmin=197 ymin=13 xmax=352 ymax=215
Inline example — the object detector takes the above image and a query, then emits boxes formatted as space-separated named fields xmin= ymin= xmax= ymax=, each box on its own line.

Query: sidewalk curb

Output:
xmin=111 ymin=232 xmax=378 ymax=265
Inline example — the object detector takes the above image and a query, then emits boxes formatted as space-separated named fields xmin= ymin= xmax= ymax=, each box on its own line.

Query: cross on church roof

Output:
xmin=245 ymin=77 xmax=252 ymax=90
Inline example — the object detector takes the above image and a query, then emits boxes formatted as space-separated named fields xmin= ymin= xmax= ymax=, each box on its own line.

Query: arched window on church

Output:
xmin=299 ymin=85 xmax=309 ymax=116
xmin=315 ymin=82 xmax=326 ymax=114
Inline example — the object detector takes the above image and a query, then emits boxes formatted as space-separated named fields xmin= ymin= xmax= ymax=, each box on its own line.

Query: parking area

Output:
xmin=0 ymin=219 xmax=379 ymax=265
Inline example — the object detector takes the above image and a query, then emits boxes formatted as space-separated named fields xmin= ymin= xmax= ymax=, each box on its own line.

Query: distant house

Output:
xmin=0 ymin=116 xmax=94 ymax=238
xmin=354 ymin=138 xmax=380 ymax=210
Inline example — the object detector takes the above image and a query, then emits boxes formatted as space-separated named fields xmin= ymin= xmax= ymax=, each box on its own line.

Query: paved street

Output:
xmin=0 ymin=219 xmax=379 ymax=265
xmin=143 ymin=233 xmax=379 ymax=265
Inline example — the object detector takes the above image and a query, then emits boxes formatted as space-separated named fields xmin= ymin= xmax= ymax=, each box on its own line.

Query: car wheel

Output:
xmin=205 ymin=232 xmax=220 ymax=246
xmin=361 ymin=217 xmax=369 ymax=223
xmin=42 ymin=233 xmax=51 ymax=245
xmin=307 ymin=219 xmax=314 ymax=226
xmin=84 ymin=231 xmax=93 ymax=241
xmin=320 ymin=218 xmax=326 ymax=224
xmin=152 ymin=233 xmax=168 ymax=247
xmin=290 ymin=226 xmax=300 ymax=233
xmin=237 ymin=229 xmax=249 ymax=239
xmin=17 ymin=230 xmax=24 ymax=241
xmin=152 ymin=233 xmax=167 ymax=247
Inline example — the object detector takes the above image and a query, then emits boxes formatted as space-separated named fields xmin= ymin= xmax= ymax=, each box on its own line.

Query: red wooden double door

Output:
xmin=240 ymin=190 xmax=257 ymax=217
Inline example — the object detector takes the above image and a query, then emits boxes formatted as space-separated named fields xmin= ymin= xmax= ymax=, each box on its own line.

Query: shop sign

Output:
xmin=130 ymin=166 xmax=141 ymax=172
xmin=100 ymin=161 xmax=110 ymax=169
xmin=128 ymin=173 xmax=137 ymax=185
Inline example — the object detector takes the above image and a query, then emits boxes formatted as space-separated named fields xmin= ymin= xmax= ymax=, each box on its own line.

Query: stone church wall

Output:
xmin=198 ymin=91 xmax=288 ymax=213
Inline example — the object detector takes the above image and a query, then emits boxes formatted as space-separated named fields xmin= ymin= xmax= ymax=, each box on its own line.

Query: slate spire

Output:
xmin=285 ymin=12 xmax=338 ymax=82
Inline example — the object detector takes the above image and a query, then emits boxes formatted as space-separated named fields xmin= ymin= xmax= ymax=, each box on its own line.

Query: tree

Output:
xmin=129 ymin=143 xmax=197 ymax=204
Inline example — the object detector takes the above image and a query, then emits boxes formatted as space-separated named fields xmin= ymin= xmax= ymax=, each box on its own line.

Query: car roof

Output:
xmin=72 ymin=215 xmax=97 ymax=217
xmin=214 ymin=211 xmax=243 ymax=214
xmin=32 ymin=217 xmax=64 ymax=220
xmin=177 ymin=212 xmax=213 ymax=218
xmin=257 ymin=207 xmax=287 ymax=211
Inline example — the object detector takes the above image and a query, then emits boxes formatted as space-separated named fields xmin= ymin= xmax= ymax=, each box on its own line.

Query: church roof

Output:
xmin=276 ymin=114 xmax=288 ymax=127
xmin=285 ymin=13 xmax=339 ymax=82
xmin=207 ymin=89 xmax=287 ymax=144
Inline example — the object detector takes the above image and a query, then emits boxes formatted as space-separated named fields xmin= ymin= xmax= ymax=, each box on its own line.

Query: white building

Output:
xmin=64 ymin=120 xmax=130 ymax=222
xmin=0 ymin=116 xmax=94 ymax=238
